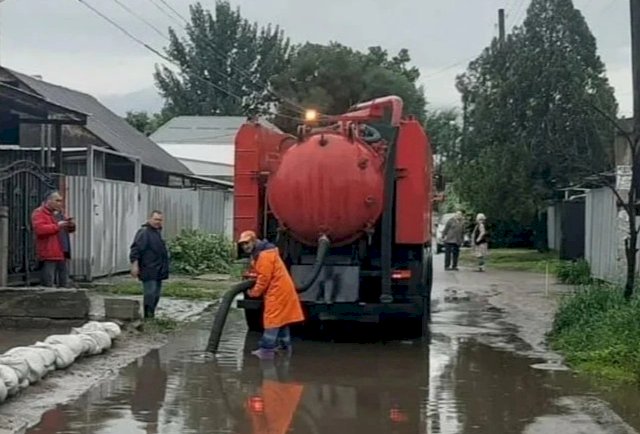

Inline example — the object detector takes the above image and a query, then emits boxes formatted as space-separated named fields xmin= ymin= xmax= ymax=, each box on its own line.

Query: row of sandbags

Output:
xmin=0 ymin=321 xmax=122 ymax=403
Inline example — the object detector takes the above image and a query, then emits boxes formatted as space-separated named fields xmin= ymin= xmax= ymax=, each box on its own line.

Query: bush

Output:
xmin=556 ymin=259 xmax=592 ymax=285
xmin=548 ymin=284 xmax=640 ymax=383
xmin=167 ymin=229 xmax=234 ymax=276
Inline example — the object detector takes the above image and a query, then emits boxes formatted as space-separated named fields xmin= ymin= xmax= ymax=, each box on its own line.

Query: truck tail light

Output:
xmin=247 ymin=396 xmax=264 ymax=413
xmin=389 ymin=407 xmax=408 ymax=423
xmin=391 ymin=270 xmax=411 ymax=280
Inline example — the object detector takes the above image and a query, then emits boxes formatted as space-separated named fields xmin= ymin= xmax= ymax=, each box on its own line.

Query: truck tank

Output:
xmin=267 ymin=132 xmax=385 ymax=247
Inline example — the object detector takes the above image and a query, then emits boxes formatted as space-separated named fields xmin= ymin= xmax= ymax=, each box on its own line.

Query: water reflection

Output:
xmin=130 ymin=351 xmax=167 ymax=434
xmin=26 ymin=318 xmax=640 ymax=434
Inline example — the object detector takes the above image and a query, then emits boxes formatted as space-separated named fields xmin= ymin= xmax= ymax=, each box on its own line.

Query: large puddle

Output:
xmin=23 ymin=297 xmax=640 ymax=434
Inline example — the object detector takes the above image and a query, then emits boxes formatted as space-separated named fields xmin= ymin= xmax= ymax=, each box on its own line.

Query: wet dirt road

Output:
xmin=24 ymin=255 xmax=640 ymax=434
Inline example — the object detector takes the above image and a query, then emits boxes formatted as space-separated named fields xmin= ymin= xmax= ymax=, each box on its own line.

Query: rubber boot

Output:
xmin=251 ymin=348 xmax=275 ymax=360
xmin=143 ymin=306 xmax=153 ymax=320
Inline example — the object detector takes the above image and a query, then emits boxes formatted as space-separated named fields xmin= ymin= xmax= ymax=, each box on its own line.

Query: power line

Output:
xmin=145 ymin=0 xmax=183 ymax=26
xmin=156 ymin=0 xmax=185 ymax=24
xmin=423 ymin=59 xmax=470 ymax=81
xmin=77 ymin=0 xmax=245 ymax=103
xmin=112 ymin=0 xmax=168 ymax=40
xmin=83 ymin=0 xmax=307 ymax=119
xmin=111 ymin=0 xmax=257 ymax=98
xmin=145 ymin=0 xmax=307 ymax=115
xmin=77 ymin=0 xmax=168 ymax=61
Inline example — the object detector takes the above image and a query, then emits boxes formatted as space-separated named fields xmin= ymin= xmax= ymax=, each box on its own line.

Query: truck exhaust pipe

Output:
xmin=206 ymin=235 xmax=331 ymax=353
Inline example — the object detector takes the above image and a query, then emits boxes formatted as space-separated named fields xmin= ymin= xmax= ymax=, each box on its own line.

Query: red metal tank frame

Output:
xmin=326 ymin=95 xmax=404 ymax=127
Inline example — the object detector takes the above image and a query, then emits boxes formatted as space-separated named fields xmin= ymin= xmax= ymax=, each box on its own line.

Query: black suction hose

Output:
xmin=206 ymin=279 xmax=255 ymax=353
xmin=295 ymin=234 xmax=330 ymax=293
xmin=206 ymin=235 xmax=331 ymax=353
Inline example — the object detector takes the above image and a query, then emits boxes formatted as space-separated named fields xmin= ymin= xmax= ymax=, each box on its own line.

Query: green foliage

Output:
xmin=270 ymin=42 xmax=427 ymax=131
xmin=143 ymin=317 xmax=180 ymax=333
xmin=556 ymin=259 xmax=593 ymax=285
xmin=151 ymin=1 xmax=426 ymax=131
xmin=124 ymin=111 xmax=166 ymax=136
xmin=450 ymin=0 xmax=617 ymax=245
xmin=167 ymin=229 xmax=234 ymax=276
xmin=441 ymin=184 xmax=472 ymax=215
xmin=549 ymin=284 xmax=640 ymax=383
xmin=427 ymin=108 xmax=462 ymax=169
xmin=154 ymin=1 xmax=292 ymax=118
xmin=460 ymin=248 xmax=559 ymax=273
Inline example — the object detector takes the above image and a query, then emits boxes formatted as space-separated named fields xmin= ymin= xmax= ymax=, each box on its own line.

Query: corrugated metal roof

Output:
xmin=150 ymin=115 xmax=281 ymax=145
xmin=4 ymin=69 xmax=191 ymax=175
xmin=159 ymin=144 xmax=235 ymax=165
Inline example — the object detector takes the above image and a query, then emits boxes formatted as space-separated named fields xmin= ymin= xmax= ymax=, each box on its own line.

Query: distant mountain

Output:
xmin=97 ymin=86 xmax=164 ymax=116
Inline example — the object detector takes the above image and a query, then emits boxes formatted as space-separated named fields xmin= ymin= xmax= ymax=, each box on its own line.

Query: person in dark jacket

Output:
xmin=129 ymin=210 xmax=169 ymax=319
xmin=442 ymin=211 xmax=465 ymax=271
xmin=32 ymin=191 xmax=75 ymax=287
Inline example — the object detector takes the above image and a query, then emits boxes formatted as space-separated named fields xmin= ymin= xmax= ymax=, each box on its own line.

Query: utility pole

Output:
xmin=498 ymin=8 xmax=506 ymax=44
xmin=0 ymin=0 xmax=4 ymax=65
xmin=621 ymin=0 xmax=640 ymax=299
xmin=632 ymin=0 xmax=640 ymax=135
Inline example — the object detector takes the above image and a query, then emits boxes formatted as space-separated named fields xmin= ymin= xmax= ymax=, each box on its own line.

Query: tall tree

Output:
xmin=269 ymin=42 xmax=427 ymax=130
xmin=452 ymin=0 xmax=617 ymax=246
xmin=154 ymin=1 xmax=292 ymax=118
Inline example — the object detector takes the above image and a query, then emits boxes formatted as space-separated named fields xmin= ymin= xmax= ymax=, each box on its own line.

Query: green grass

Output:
xmin=142 ymin=316 xmax=180 ymax=333
xmin=548 ymin=283 xmax=640 ymax=384
xmin=459 ymin=248 xmax=560 ymax=273
xmin=98 ymin=278 xmax=233 ymax=301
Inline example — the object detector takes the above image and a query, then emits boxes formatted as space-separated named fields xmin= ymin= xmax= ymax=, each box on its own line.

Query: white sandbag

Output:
xmin=33 ymin=342 xmax=76 ymax=370
xmin=0 ymin=364 xmax=19 ymax=396
xmin=3 ymin=348 xmax=47 ymax=383
xmin=100 ymin=322 xmax=122 ymax=339
xmin=75 ymin=333 xmax=101 ymax=356
xmin=0 ymin=356 xmax=29 ymax=384
xmin=26 ymin=345 xmax=57 ymax=371
xmin=72 ymin=321 xmax=104 ymax=334
xmin=81 ymin=331 xmax=111 ymax=353
xmin=44 ymin=334 xmax=85 ymax=358
xmin=74 ymin=321 xmax=122 ymax=340
xmin=0 ymin=378 xmax=6 ymax=403
xmin=19 ymin=379 xmax=28 ymax=390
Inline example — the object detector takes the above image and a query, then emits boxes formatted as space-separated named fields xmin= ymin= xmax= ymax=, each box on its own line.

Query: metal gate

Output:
xmin=0 ymin=160 xmax=57 ymax=285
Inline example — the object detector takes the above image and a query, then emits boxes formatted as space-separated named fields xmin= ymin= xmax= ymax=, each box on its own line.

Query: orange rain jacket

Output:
xmin=248 ymin=240 xmax=305 ymax=329
xmin=248 ymin=380 xmax=304 ymax=434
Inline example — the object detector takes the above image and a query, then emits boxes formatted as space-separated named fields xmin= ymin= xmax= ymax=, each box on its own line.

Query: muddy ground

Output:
xmin=1 ymin=254 xmax=639 ymax=433
xmin=0 ymin=293 xmax=216 ymax=434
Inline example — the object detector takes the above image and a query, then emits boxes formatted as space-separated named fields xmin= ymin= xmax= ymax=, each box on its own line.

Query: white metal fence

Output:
xmin=585 ymin=188 xmax=619 ymax=283
xmin=65 ymin=176 xmax=233 ymax=280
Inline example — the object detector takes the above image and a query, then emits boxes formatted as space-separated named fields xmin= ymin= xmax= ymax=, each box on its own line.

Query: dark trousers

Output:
xmin=40 ymin=260 xmax=69 ymax=287
xmin=259 ymin=326 xmax=292 ymax=350
xmin=444 ymin=243 xmax=460 ymax=269
xmin=142 ymin=280 xmax=163 ymax=317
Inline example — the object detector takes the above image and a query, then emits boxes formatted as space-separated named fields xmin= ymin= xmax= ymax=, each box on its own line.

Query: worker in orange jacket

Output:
xmin=238 ymin=230 xmax=305 ymax=359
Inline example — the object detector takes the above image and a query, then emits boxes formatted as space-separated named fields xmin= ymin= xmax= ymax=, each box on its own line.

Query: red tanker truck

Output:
xmin=233 ymin=95 xmax=434 ymax=335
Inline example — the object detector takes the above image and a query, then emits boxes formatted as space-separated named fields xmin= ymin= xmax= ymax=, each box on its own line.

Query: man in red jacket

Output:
xmin=32 ymin=191 xmax=74 ymax=287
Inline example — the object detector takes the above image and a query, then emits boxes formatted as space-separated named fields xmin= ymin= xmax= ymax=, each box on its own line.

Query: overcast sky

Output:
xmin=0 ymin=0 xmax=631 ymax=116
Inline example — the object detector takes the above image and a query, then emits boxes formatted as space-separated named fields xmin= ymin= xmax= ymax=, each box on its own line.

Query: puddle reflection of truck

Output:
xmin=233 ymin=96 xmax=435 ymax=335
xmin=219 ymin=340 xmax=428 ymax=434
